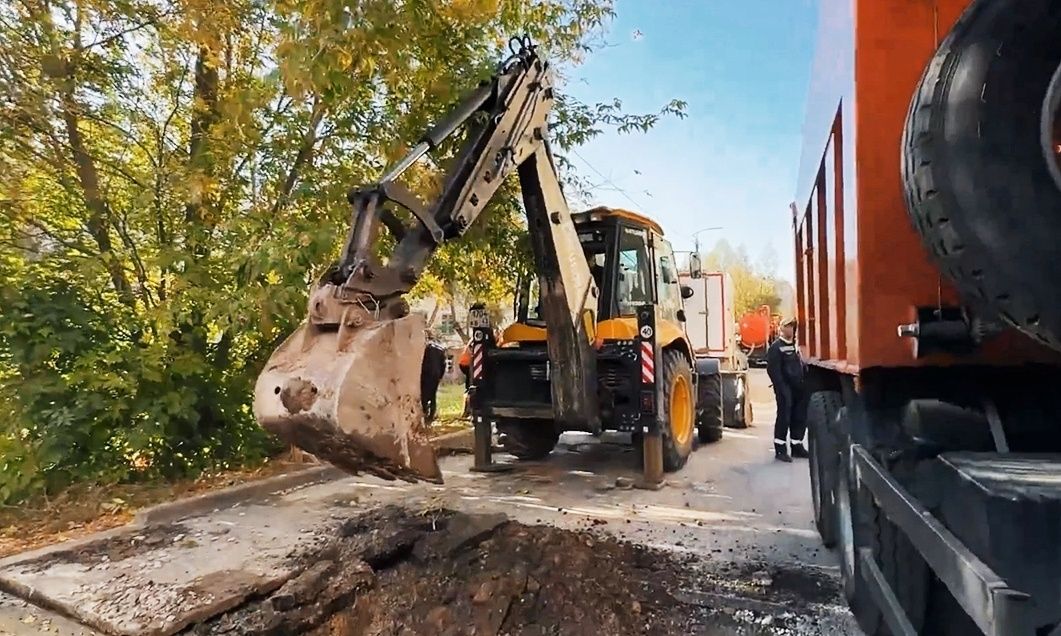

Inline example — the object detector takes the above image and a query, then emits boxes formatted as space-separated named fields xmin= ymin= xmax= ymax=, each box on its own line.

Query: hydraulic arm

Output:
xmin=253 ymin=38 xmax=600 ymax=482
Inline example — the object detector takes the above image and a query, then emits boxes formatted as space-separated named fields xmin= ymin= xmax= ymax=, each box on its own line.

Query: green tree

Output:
xmin=700 ymin=240 xmax=783 ymax=317
xmin=0 ymin=0 xmax=684 ymax=502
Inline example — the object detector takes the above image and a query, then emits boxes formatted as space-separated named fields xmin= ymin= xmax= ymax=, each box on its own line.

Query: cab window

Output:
xmin=615 ymin=226 xmax=654 ymax=316
xmin=655 ymin=237 xmax=683 ymax=323
xmin=519 ymin=252 xmax=605 ymax=324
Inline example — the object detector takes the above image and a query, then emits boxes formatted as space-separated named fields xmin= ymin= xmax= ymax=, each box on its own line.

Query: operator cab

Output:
xmin=483 ymin=205 xmax=705 ymax=448
xmin=513 ymin=206 xmax=684 ymax=332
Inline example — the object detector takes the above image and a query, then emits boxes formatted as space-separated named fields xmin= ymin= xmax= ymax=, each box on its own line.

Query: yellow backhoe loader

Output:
xmin=253 ymin=37 xmax=725 ymax=484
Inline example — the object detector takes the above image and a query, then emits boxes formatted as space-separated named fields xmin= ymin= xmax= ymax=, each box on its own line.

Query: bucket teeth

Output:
xmin=253 ymin=313 xmax=442 ymax=484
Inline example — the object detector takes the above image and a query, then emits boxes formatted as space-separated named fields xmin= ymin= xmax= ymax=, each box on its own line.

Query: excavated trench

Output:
xmin=181 ymin=505 xmax=844 ymax=636
xmin=183 ymin=505 xmax=704 ymax=635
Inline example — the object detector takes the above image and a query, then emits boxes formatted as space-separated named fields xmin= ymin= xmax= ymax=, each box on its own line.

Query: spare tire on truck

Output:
xmin=902 ymin=0 xmax=1061 ymax=351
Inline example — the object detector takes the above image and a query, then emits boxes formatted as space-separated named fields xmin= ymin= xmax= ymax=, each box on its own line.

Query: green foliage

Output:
xmin=0 ymin=0 xmax=683 ymax=502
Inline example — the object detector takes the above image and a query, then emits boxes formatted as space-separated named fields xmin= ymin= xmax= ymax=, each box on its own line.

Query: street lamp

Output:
xmin=689 ymin=226 xmax=723 ymax=278
xmin=691 ymin=226 xmax=724 ymax=252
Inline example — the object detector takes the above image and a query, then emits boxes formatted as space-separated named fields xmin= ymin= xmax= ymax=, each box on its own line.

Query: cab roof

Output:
xmin=573 ymin=206 xmax=664 ymax=236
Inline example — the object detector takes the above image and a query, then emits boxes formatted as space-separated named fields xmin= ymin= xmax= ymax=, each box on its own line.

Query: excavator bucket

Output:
xmin=253 ymin=309 xmax=442 ymax=483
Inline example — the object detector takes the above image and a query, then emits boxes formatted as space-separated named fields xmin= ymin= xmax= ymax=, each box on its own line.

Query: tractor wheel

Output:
xmin=696 ymin=372 xmax=724 ymax=444
xmin=903 ymin=0 xmax=1061 ymax=350
xmin=660 ymin=351 xmax=696 ymax=472
xmin=497 ymin=419 xmax=559 ymax=460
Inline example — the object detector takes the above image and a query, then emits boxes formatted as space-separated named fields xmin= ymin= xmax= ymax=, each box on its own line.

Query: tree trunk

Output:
xmin=61 ymin=107 xmax=133 ymax=305
xmin=426 ymin=300 xmax=441 ymax=328
xmin=55 ymin=61 xmax=134 ymax=307
xmin=445 ymin=282 xmax=470 ymax=341
xmin=185 ymin=45 xmax=220 ymax=257
xmin=450 ymin=299 xmax=469 ymax=342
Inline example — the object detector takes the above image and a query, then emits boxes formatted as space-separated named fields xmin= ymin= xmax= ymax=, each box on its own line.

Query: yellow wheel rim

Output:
xmin=669 ymin=373 xmax=693 ymax=446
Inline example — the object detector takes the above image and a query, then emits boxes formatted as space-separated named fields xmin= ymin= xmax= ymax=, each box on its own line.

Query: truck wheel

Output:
xmin=903 ymin=0 xmax=1061 ymax=350
xmin=834 ymin=421 xmax=883 ymax=633
xmin=661 ymin=351 xmax=696 ymax=471
xmin=807 ymin=391 xmax=841 ymax=548
xmin=722 ymin=374 xmax=750 ymax=429
xmin=835 ymin=407 xmax=932 ymax=635
xmin=696 ymin=371 xmax=724 ymax=444
xmin=497 ymin=419 xmax=559 ymax=460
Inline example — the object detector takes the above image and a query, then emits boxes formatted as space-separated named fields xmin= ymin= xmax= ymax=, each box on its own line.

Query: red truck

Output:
xmin=795 ymin=1 xmax=1061 ymax=634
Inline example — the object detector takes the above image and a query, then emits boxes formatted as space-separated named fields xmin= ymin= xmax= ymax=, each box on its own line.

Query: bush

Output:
xmin=0 ymin=278 xmax=279 ymax=503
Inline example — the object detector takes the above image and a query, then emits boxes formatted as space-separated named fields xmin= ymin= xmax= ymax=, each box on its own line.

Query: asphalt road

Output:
xmin=0 ymin=369 xmax=859 ymax=635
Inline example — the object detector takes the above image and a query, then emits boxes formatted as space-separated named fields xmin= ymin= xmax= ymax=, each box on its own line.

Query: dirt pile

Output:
xmin=186 ymin=506 xmax=705 ymax=636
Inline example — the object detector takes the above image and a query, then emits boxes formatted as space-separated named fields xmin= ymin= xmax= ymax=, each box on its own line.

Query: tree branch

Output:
xmin=81 ymin=11 xmax=167 ymax=53
xmin=20 ymin=218 xmax=99 ymax=258
xmin=269 ymin=96 xmax=326 ymax=218
xmin=113 ymin=204 xmax=154 ymax=306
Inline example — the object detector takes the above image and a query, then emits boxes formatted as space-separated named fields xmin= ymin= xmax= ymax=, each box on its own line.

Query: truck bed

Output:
xmin=793 ymin=0 xmax=1059 ymax=372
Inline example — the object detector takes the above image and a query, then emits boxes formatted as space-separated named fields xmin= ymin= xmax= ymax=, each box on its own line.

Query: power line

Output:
xmin=570 ymin=148 xmax=649 ymax=211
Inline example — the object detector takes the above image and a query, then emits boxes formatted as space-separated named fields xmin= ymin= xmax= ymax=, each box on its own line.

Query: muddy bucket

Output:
xmin=253 ymin=312 xmax=442 ymax=483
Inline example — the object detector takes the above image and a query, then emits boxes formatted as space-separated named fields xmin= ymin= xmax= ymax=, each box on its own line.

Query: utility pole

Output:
xmin=689 ymin=226 xmax=723 ymax=278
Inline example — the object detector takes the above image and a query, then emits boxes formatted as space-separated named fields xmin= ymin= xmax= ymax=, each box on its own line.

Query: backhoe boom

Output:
xmin=253 ymin=37 xmax=599 ymax=482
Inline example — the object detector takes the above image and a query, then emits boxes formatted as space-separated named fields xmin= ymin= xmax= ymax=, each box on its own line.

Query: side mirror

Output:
xmin=689 ymin=253 xmax=703 ymax=278
xmin=680 ymin=285 xmax=694 ymax=300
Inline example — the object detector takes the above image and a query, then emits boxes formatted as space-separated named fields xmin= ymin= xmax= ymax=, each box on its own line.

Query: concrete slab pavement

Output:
xmin=0 ymin=370 xmax=858 ymax=635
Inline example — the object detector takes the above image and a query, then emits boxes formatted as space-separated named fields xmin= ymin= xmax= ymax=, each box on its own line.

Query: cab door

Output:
xmin=652 ymin=236 xmax=684 ymax=326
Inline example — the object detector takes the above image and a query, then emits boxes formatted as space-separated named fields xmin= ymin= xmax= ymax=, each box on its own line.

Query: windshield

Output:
xmin=520 ymin=226 xmax=609 ymax=324
xmin=518 ymin=223 xmax=655 ymax=322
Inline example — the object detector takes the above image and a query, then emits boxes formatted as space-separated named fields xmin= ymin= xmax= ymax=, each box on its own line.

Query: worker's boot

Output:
xmin=774 ymin=443 xmax=792 ymax=463
xmin=790 ymin=441 xmax=809 ymax=459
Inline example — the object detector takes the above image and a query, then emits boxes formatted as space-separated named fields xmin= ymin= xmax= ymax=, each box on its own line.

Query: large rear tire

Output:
xmin=661 ymin=351 xmax=696 ymax=472
xmin=807 ymin=391 xmax=841 ymax=548
xmin=903 ymin=0 xmax=1061 ymax=350
xmin=497 ymin=419 xmax=559 ymax=460
xmin=835 ymin=405 xmax=933 ymax=636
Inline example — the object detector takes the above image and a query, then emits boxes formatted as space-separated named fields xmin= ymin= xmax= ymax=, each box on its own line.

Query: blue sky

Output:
xmin=564 ymin=0 xmax=819 ymax=283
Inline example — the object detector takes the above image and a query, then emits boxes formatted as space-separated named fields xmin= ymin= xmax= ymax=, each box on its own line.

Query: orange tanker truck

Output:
xmin=796 ymin=1 xmax=1061 ymax=635
xmin=736 ymin=305 xmax=779 ymax=367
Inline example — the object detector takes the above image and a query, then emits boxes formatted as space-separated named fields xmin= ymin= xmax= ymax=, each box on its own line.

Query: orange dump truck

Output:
xmin=795 ymin=1 xmax=1061 ymax=634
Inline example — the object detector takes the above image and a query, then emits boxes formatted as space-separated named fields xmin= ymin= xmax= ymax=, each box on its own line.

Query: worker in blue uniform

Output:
xmin=766 ymin=318 xmax=808 ymax=462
